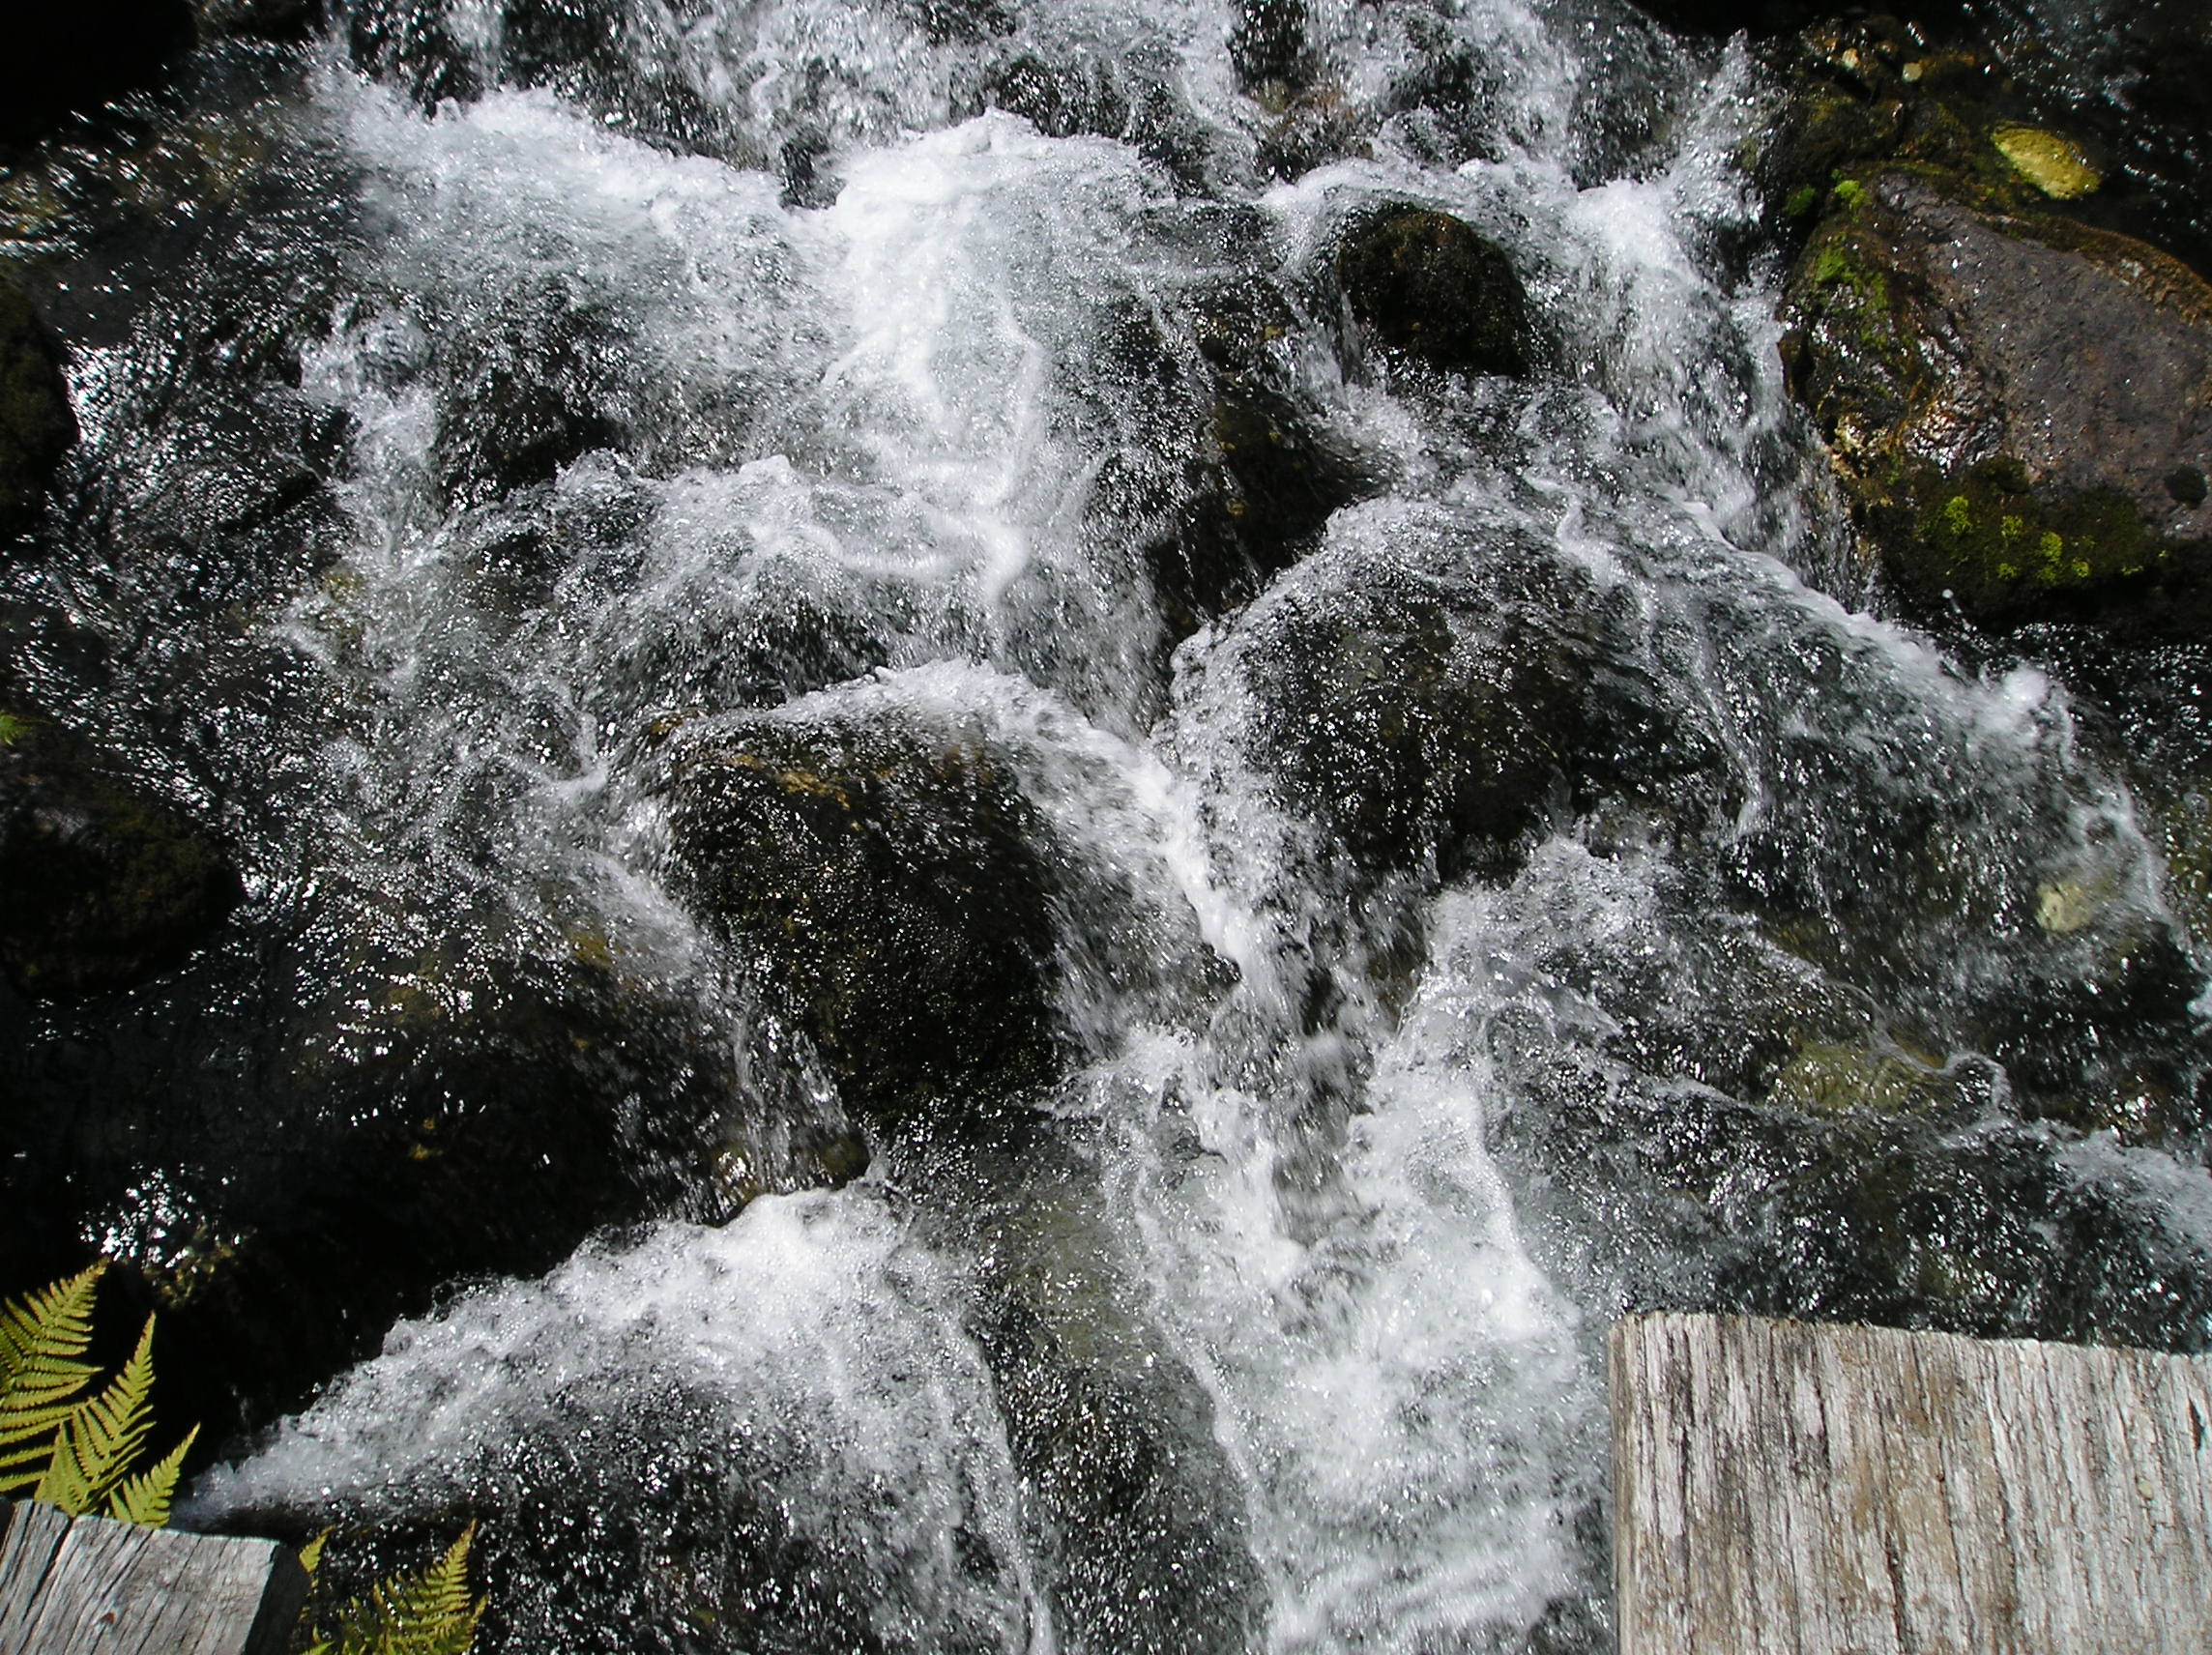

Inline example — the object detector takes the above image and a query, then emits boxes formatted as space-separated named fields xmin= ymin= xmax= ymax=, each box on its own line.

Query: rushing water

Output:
xmin=6 ymin=1 xmax=2210 ymax=1650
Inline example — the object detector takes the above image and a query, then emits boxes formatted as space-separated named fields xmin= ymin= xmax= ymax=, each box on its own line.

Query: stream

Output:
xmin=3 ymin=0 xmax=2208 ymax=1650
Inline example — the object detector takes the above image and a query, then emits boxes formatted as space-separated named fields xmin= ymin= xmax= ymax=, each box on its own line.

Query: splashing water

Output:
xmin=6 ymin=0 xmax=2207 ymax=1651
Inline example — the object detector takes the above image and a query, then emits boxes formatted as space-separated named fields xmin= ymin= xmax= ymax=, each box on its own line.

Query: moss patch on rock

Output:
xmin=1991 ymin=124 xmax=2099 ymax=199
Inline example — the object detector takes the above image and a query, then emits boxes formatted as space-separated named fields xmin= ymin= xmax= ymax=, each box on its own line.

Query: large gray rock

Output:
xmin=1782 ymin=174 xmax=2212 ymax=635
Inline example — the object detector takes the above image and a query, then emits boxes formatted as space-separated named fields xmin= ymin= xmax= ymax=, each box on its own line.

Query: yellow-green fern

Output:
xmin=36 ymin=1316 xmax=160 ymax=1514
xmin=301 ymin=1524 xmax=485 ymax=1655
xmin=0 ymin=1265 xmax=106 ymax=1496
xmin=0 ymin=1265 xmax=195 ymax=1526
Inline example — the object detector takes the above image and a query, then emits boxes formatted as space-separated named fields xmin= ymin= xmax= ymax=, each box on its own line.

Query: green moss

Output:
xmin=1898 ymin=456 xmax=2166 ymax=618
xmin=1785 ymin=184 xmax=1819 ymax=218
xmin=1831 ymin=176 xmax=1865 ymax=210
xmin=1992 ymin=124 xmax=2099 ymax=199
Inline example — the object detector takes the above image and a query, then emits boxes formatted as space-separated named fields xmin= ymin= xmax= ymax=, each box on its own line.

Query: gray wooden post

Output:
xmin=1610 ymin=1312 xmax=2212 ymax=1654
xmin=0 ymin=1499 xmax=306 ymax=1655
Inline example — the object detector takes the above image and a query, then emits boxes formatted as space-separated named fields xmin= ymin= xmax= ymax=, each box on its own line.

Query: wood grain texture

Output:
xmin=1611 ymin=1313 xmax=2212 ymax=1655
xmin=0 ymin=1498 xmax=306 ymax=1655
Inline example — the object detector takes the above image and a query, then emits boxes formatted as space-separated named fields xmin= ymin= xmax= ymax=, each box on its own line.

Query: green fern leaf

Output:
xmin=35 ymin=1316 xmax=158 ymax=1515
xmin=298 ymin=1528 xmax=332 ymax=1578
xmin=104 ymin=1424 xmax=197 ymax=1527
xmin=0 ymin=1264 xmax=103 ymax=1495
xmin=306 ymin=1524 xmax=484 ymax=1655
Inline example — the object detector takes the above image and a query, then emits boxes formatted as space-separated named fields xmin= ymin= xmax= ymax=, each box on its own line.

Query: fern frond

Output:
xmin=104 ymin=1424 xmax=197 ymax=1527
xmin=35 ymin=1316 xmax=158 ymax=1515
xmin=0 ymin=1264 xmax=104 ymax=1495
xmin=298 ymin=1528 xmax=332 ymax=1578
xmin=309 ymin=1524 xmax=484 ymax=1655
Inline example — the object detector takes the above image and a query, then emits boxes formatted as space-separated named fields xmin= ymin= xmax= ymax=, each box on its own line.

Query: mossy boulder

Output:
xmin=657 ymin=712 xmax=1063 ymax=1122
xmin=1232 ymin=520 xmax=1610 ymax=880
xmin=1781 ymin=174 xmax=2212 ymax=636
xmin=0 ymin=702 xmax=242 ymax=997
xmin=1333 ymin=204 xmax=1529 ymax=378
xmin=0 ymin=0 xmax=197 ymax=147
xmin=0 ymin=280 xmax=78 ymax=541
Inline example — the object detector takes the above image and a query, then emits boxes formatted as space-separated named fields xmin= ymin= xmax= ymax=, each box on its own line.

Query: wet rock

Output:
xmin=1141 ymin=280 xmax=1375 ymax=637
xmin=1333 ymin=204 xmax=1529 ymax=379
xmin=1763 ymin=1036 xmax=1979 ymax=1117
xmin=0 ymin=700 xmax=242 ymax=998
xmin=0 ymin=931 xmax=756 ymax=1447
xmin=1235 ymin=524 xmax=1608 ymax=880
xmin=497 ymin=0 xmax=731 ymax=155
xmin=347 ymin=0 xmax=484 ymax=109
xmin=658 ymin=712 xmax=1063 ymax=1121
xmin=906 ymin=1120 xmax=1268 ymax=1655
xmin=1231 ymin=0 xmax=1317 ymax=96
xmin=962 ymin=49 xmax=1229 ymax=193
xmin=1491 ymin=1051 xmax=2212 ymax=1355
xmin=435 ymin=298 xmax=625 ymax=508
xmin=1781 ymin=174 xmax=2212 ymax=637
xmin=0 ymin=0 xmax=197 ymax=147
xmin=0 ymin=280 xmax=78 ymax=541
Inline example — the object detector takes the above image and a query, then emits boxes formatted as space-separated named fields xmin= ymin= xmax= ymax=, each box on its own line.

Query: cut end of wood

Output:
xmin=1610 ymin=1313 xmax=2212 ymax=1655
xmin=0 ymin=1498 xmax=307 ymax=1655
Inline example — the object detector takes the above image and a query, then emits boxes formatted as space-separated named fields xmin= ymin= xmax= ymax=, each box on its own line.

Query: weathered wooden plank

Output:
xmin=1611 ymin=1312 xmax=2212 ymax=1655
xmin=0 ymin=1499 xmax=306 ymax=1655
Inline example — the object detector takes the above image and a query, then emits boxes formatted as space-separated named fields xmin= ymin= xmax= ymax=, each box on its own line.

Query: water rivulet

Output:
xmin=3 ymin=1 xmax=2207 ymax=1649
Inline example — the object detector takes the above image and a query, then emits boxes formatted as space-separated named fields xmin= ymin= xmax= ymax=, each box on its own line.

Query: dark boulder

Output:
xmin=0 ymin=701 xmax=241 ymax=998
xmin=1232 ymin=521 xmax=1609 ymax=880
xmin=1333 ymin=204 xmax=1529 ymax=378
xmin=0 ymin=935 xmax=766 ymax=1450
xmin=0 ymin=0 xmax=196 ymax=147
xmin=435 ymin=298 xmax=625 ymax=509
xmin=657 ymin=711 xmax=1064 ymax=1121
xmin=0 ymin=281 xmax=78 ymax=541
xmin=1142 ymin=279 xmax=1376 ymax=638
xmin=1780 ymin=174 xmax=2212 ymax=636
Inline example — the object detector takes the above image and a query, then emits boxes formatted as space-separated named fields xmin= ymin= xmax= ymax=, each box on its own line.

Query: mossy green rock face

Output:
xmin=1781 ymin=175 xmax=2212 ymax=634
xmin=659 ymin=714 xmax=1062 ymax=1121
xmin=0 ymin=706 xmax=242 ymax=997
xmin=0 ymin=281 xmax=78 ymax=542
xmin=1334 ymin=204 xmax=1528 ymax=378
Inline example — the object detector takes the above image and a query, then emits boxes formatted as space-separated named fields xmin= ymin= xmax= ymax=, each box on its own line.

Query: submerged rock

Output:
xmin=906 ymin=1120 xmax=1267 ymax=1655
xmin=0 ymin=281 xmax=78 ymax=541
xmin=0 ymin=700 xmax=242 ymax=997
xmin=1333 ymin=204 xmax=1529 ymax=378
xmin=1781 ymin=175 xmax=2212 ymax=636
xmin=658 ymin=712 xmax=1064 ymax=1122
xmin=1233 ymin=523 xmax=1611 ymax=880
